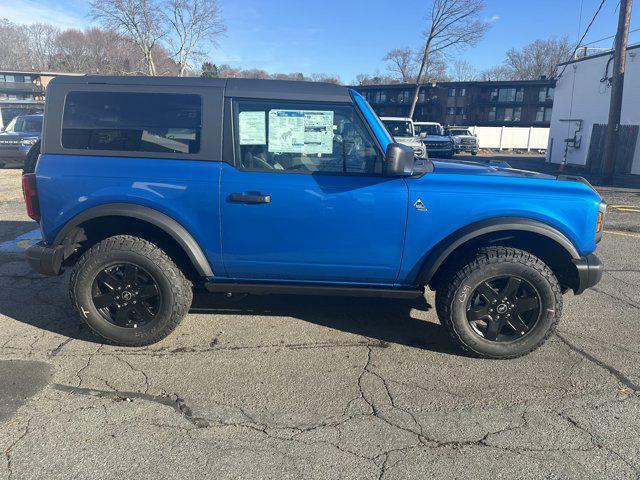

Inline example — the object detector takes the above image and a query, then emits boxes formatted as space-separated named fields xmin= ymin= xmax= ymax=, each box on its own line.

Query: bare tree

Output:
xmin=354 ymin=72 xmax=399 ymax=85
xmin=309 ymin=73 xmax=342 ymax=84
xmin=0 ymin=19 xmax=30 ymax=70
xmin=384 ymin=47 xmax=418 ymax=83
xmin=24 ymin=23 xmax=60 ymax=71
xmin=54 ymin=29 xmax=90 ymax=72
xmin=164 ymin=0 xmax=226 ymax=76
xmin=504 ymin=36 xmax=574 ymax=80
xmin=478 ymin=64 xmax=513 ymax=81
xmin=408 ymin=0 xmax=490 ymax=118
xmin=448 ymin=59 xmax=478 ymax=81
xmin=90 ymin=0 xmax=165 ymax=75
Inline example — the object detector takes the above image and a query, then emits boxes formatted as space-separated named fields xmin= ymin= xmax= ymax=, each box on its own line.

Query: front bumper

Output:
xmin=0 ymin=146 xmax=30 ymax=165
xmin=424 ymin=145 xmax=453 ymax=152
xmin=572 ymin=254 xmax=603 ymax=294
xmin=26 ymin=241 xmax=65 ymax=276
xmin=454 ymin=144 xmax=478 ymax=152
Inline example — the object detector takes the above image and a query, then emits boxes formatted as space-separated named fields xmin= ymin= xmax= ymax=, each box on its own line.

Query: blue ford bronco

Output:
xmin=22 ymin=76 xmax=605 ymax=358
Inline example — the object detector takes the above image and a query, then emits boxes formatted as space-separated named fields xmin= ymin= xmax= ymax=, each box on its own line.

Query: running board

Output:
xmin=204 ymin=282 xmax=424 ymax=299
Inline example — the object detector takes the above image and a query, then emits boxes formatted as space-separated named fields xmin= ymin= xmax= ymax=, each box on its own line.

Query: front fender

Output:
xmin=415 ymin=217 xmax=580 ymax=285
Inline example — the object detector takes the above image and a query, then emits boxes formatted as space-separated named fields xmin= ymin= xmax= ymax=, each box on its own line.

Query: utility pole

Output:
xmin=601 ymin=0 xmax=633 ymax=182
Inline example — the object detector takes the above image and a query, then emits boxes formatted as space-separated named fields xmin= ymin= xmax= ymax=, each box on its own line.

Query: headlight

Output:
xmin=20 ymin=137 xmax=39 ymax=146
xmin=453 ymin=137 xmax=461 ymax=144
xmin=595 ymin=200 xmax=607 ymax=242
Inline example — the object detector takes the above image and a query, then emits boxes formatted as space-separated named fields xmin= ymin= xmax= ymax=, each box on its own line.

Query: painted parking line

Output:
xmin=0 ymin=229 xmax=41 ymax=253
xmin=609 ymin=205 xmax=640 ymax=213
xmin=604 ymin=230 xmax=640 ymax=239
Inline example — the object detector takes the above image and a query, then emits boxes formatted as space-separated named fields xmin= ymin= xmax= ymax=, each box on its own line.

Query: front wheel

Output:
xmin=70 ymin=235 xmax=193 ymax=346
xmin=436 ymin=247 xmax=562 ymax=359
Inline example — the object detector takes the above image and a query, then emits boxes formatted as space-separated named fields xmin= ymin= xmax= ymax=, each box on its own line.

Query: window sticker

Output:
xmin=268 ymin=109 xmax=334 ymax=154
xmin=238 ymin=111 xmax=266 ymax=145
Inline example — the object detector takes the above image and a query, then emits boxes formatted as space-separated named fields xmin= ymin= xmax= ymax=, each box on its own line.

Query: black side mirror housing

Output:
xmin=385 ymin=143 xmax=415 ymax=176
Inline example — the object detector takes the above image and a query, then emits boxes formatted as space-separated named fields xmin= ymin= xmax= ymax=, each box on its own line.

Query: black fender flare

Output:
xmin=53 ymin=203 xmax=214 ymax=277
xmin=418 ymin=217 xmax=580 ymax=285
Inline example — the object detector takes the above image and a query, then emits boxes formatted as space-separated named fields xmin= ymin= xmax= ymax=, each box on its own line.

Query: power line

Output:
xmin=558 ymin=0 xmax=610 ymax=78
xmin=581 ymin=27 xmax=640 ymax=46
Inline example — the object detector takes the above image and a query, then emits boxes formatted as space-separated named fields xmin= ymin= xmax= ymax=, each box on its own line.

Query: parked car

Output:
xmin=380 ymin=117 xmax=427 ymax=158
xmin=24 ymin=76 xmax=605 ymax=358
xmin=414 ymin=122 xmax=454 ymax=158
xmin=0 ymin=114 xmax=43 ymax=168
xmin=0 ymin=101 xmax=43 ymax=130
xmin=446 ymin=127 xmax=479 ymax=155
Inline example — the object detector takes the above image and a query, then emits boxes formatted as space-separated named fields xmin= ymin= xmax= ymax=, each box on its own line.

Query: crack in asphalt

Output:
xmin=75 ymin=345 xmax=103 ymax=388
xmin=561 ymin=412 xmax=640 ymax=474
xmin=4 ymin=417 xmax=31 ymax=480
xmin=52 ymin=384 xmax=212 ymax=429
xmin=113 ymin=355 xmax=150 ymax=394
xmin=49 ymin=338 xmax=73 ymax=358
xmin=592 ymin=286 xmax=640 ymax=310
xmin=556 ymin=332 xmax=640 ymax=393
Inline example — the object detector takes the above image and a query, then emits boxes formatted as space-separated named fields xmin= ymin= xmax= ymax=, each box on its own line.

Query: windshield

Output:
xmin=0 ymin=107 xmax=42 ymax=128
xmin=382 ymin=120 xmax=414 ymax=138
xmin=3 ymin=116 xmax=42 ymax=134
xmin=415 ymin=124 xmax=442 ymax=136
xmin=351 ymin=90 xmax=393 ymax=150
xmin=448 ymin=129 xmax=471 ymax=136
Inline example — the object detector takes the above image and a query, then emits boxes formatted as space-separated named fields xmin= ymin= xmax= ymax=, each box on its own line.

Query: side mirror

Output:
xmin=419 ymin=132 xmax=427 ymax=138
xmin=385 ymin=143 xmax=415 ymax=176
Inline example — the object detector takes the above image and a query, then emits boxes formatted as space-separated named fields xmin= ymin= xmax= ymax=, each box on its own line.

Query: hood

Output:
xmin=423 ymin=135 xmax=451 ymax=142
xmin=431 ymin=159 xmax=556 ymax=180
xmin=452 ymin=135 xmax=476 ymax=140
xmin=395 ymin=136 xmax=423 ymax=146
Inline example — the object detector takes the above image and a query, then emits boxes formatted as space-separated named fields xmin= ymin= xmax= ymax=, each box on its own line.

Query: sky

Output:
xmin=1 ymin=0 xmax=639 ymax=82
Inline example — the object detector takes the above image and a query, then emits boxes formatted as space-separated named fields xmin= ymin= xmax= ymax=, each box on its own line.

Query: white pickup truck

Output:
xmin=380 ymin=117 xmax=427 ymax=158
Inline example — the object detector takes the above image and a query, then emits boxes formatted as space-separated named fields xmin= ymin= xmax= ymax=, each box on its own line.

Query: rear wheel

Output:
xmin=70 ymin=235 xmax=192 ymax=346
xmin=436 ymin=246 xmax=562 ymax=359
xmin=22 ymin=140 xmax=41 ymax=174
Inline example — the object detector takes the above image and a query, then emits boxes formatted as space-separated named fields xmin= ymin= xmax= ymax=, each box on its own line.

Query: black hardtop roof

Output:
xmin=49 ymin=75 xmax=352 ymax=102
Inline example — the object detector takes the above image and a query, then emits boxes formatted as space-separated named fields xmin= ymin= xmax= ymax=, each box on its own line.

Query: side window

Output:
xmin=233 ymin=100 xmax=382 ymax=175
xmin=62 ymin=91 xmax=202 ymax=154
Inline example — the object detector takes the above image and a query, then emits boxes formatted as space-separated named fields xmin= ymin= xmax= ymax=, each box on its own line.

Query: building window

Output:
xmin=373 ymin=91 xmax=387 ymax=103
xmin=492 ymin=87 xmax=524 ymax=103
xmin=448 ymin=88 xmax=456 ymax=97
xmin=62 ymin=91 xmax=203 ymax=154
xmin=459 ymin=88 xmax=466 ymax=97
xmin=418 ymin=91 xmax=426 ymax=103
xmin=397 ymin=90 xmax=411 ymax=103
xmin=538 ymin=87 xmax=554 ymax=102
xmin=536 ymin=106 xmax=553 ymax=122
xmin=456 ymin=107 xmax=466 ymax=115
xmin=488 ymin=106 xmax=522 ymax=122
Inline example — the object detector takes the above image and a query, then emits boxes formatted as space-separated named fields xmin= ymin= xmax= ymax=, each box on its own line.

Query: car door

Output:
xmin=219 ymin=98 xmax=409 ymax=284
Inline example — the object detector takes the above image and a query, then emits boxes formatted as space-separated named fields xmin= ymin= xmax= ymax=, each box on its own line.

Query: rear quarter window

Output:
xmin=62 ymin=91 xmax=202 ymax=154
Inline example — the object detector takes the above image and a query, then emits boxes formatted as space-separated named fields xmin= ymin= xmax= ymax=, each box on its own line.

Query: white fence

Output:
xmin=468 ymin=126 xmax=550 ymax=151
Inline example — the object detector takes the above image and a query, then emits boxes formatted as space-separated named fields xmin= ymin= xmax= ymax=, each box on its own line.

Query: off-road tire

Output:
xmin=22 ymin=140 xmax=41 ymax=174
xmin=435 ymin=246 xmax=562 ymax=359
xmin=70 ymin=235 xmax=193 ymax=346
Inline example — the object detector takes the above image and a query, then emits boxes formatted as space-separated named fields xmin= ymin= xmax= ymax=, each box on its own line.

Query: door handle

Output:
xmin=229 ymin=193 xmax=271 ymax=204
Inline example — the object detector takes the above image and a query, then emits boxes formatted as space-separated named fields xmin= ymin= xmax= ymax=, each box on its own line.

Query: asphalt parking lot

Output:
xmin=1 ymin=163 xmax=640 ymax=479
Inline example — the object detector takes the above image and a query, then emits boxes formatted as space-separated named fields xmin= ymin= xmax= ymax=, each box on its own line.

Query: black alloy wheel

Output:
xmin=466 ymin=275 xmax=541 ymax=342
xmin=91 ymin=263 xmax=161 ymax=328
